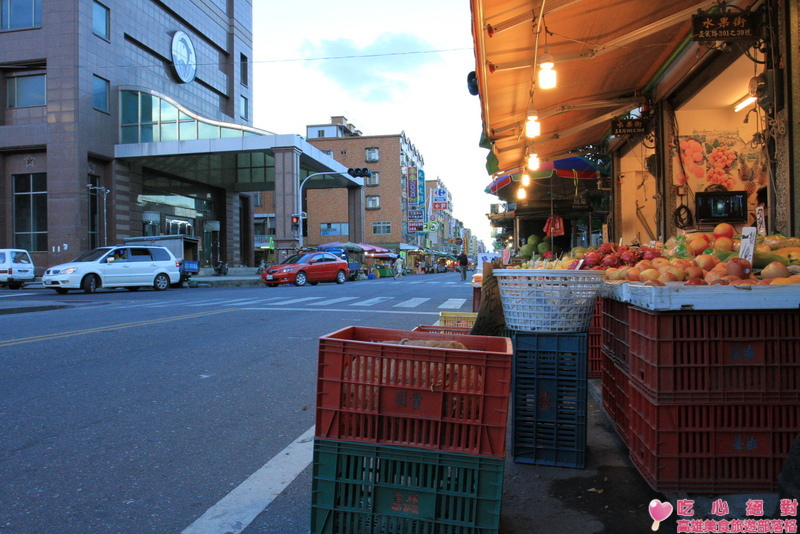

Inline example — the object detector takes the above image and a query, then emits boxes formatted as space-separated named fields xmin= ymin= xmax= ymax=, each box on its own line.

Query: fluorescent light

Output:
xmin=734 ymin=95 xmax=756 ymax=112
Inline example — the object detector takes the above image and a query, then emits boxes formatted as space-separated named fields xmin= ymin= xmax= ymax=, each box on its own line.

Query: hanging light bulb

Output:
xmin=538 ymin=50 xmax=556 ymax=89
xmin=521 ymin=173 xmax=531 ymax=187
xmin=517 ymin=187 xmax=527 ymax=200
xmin=525 ymin=111 xmax=540 ymax=138
xmin=527 ymin=152 xmax=540 ymax=171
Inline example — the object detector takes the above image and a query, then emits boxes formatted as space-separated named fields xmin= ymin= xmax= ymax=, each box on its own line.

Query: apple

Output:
xmin=684 ymin=277 xmax=708 ymax=286
xmin=713 ymin=222 xmax=736 ymax=240
xmin=625 ymin=267 xmax=641 ymax=281
xmin=664 ymin=266 xmax=686 ymax=281
xmin=709 ymin=278 xmax=730 ymax=285
xmin=644 ymin=279 xmax=665 ymax=286
xmin=731 ymin=278 xmax=757 ymax=286
xmin=721 ymin=275 xmax=742 ymax=284
xmin=684 ymin=266 xmax=705 ymax=280
xmin=635 ymin=260 xmax=653 ymax=271
xmin=714 ymin=237 xmax=734 ymax=252
xmin=757 ymin=279 xmax=773 ymax=285
xmin=688 ymin=238 xmax=710 ymax=256
xmin=726 ymin=257 xmax=752 ymax=279
xmin=658 ymin=272 xmax=678 ymax=283
xmin=617 ymin=266 xmax=631 ymax=280
xmin=760 ymin=261 xmax=791 ymax=279
xmin=604 ymin=267 xmax=620 ymax=280
xmin=639 ymin=268 xmax=660 ymax=282
xmin=651 ymin=257 xmax=671 ymax=270
xmin=704 ymin=270 xmax=725 ymax=284
xmin=695 ymin=254 xmax=719 ymax=271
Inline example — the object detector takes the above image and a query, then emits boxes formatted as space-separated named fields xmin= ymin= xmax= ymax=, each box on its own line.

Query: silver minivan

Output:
xmin=42 ymin=246 xmax=181 ymax=294
xmin=0 ymin=249 xmax=36 ymax=289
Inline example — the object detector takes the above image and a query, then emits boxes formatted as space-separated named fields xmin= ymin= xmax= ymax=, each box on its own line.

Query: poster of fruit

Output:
xmin=673 ymin=131 xmax=768 ymax=222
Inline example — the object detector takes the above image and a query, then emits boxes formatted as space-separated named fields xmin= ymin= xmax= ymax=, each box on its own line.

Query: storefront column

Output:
xmin=272 ymin=145 xmax=301 ymax=258
xmin=347 ymin=184 xmax=365 ymax=243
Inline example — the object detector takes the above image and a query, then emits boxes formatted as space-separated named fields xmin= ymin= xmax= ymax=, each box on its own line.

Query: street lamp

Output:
xmin=296 ymin=169 xmax=370 ymax=248
xmin=87 ymin=184 xmax=110 ymax=246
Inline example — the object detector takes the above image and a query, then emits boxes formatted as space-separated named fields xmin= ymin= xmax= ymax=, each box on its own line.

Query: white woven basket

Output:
xmin=493 ymin=269 xmax=603 ymax=333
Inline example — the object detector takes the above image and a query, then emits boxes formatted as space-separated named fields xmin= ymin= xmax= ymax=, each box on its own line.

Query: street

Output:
xmin=0 ymin=274 xmax=474 ymax=533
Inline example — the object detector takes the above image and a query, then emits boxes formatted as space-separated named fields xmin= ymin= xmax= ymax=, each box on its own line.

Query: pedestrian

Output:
xmin=393 ymin=255 xmax=404 ymax=280
xmin=457 ymin=251 xmax=469 ymax=281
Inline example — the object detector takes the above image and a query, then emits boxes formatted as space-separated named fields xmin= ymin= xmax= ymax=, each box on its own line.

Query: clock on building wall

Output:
xmin=171 ymin=31 xmax=197 ymax=83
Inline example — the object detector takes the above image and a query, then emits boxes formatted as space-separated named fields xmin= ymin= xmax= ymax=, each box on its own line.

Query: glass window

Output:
xmin=120 ymin=90 xmax=138 ymax=124
xmin=1 ymin=0 xmax=41 ymax=30
xmin=7 ymin=74 xmax=45 ymax=108
xmin=365 ymin=172 xmax=380 ymax=186
xmin=239 ymin=95 xmax=248 ymax=119
xmin=92 ymin=1 xmax=109 ymax=39
xmin=366 ymin=195 xmax=380 ymax=209
xmin=365 ymin=147 xmax=380 ymax=162
xmin=92 ymin=75 xmax=109 ymax=112
xmin=179 ymin=120 xmax=197 ymax=140
xmin=13 ymin=172 xmax=47 ymax=252
xmin=320 ymin=222 xmax=348 ymax=237
xmin=240 ymin=53 xmax=248 ymax=86
xmin=372 ymin=221 xmax=391 ymax=235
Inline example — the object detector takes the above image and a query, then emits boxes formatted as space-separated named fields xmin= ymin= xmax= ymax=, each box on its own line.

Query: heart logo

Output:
xmin=649 ymin=499 xmax=674 ymax=522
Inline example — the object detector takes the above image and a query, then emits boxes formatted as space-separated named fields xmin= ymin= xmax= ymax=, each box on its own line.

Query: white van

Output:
xmin=42 ymin=245 xmax=181 ymax=294
xmin=0 ymin=249 xmax=36 ymax=289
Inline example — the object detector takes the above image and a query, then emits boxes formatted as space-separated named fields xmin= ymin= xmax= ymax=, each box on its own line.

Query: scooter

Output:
xmin=214 ymin=260 xmax=229 ymax=276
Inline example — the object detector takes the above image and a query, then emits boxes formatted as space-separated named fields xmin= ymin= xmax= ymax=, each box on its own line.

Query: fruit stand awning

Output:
xmin=486 ymin=156 xmax=603 ymax=194
xmin=470 ymin=0 xmax=730 ymax=175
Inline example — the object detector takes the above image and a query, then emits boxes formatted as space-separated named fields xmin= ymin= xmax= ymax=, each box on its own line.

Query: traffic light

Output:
xmin=347 ymin=168 xmax=372 ymax=178
xmin=291 ymin=214 xmax=301 ymax=232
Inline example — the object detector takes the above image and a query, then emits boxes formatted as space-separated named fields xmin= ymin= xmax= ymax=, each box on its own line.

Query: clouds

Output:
xmin=301 ymin=33 xmax=442 ymax=102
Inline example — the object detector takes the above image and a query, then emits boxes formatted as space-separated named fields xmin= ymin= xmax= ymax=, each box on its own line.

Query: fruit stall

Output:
xmin=499 ymin=222 xmax=800 ymax=493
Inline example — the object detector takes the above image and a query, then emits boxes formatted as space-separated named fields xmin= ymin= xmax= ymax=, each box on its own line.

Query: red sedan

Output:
xmin=262 ymin=252 xmax=349 ymax=287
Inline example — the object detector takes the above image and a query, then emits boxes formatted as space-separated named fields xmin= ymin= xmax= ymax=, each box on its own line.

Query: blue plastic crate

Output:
xmin=311 ymin=439 xmax=504 ymax=533
xmin=511 ymin=332 xmax=588 ymax=468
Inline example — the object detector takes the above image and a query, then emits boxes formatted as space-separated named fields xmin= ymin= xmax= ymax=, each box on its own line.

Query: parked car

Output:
xmin=262 ymin=252 xmax=349 ymax=286
xmin=42 ymin=246 xmax=181 ymax=294
xmin=0 ymin=249 xmax=35 ymax=289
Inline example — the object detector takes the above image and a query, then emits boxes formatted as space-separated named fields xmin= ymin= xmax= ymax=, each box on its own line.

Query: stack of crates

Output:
xmin=599 ymin=296 xmax=631 ymax=447
xmin=624 ymin=307 xmax=800 ymax=493
xmin=311 ymin=326 xmax=513 ymax=533
xmin=587 ymin=298 xmax=604 ymax=378
xmin=511 ymin=331 xmax=589 ymax=468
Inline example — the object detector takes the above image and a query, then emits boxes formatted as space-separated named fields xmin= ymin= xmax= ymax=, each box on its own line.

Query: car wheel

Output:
xmin=153 ymin=273 xmax=170 ymax=291
xmin=82 ymin=274 xmax=99 ymax=294
xmin=8 ymin=283 xmax=22 ymax=290
xmin=335 ymin=270 xmax=347 ymax=284
xmin=126 ymin=286 xmax=140 ymax=292
xmin=294 ymin=271 xmax=307 ymax=286
xmin=55 ymin=288 xmax=69 ymax=295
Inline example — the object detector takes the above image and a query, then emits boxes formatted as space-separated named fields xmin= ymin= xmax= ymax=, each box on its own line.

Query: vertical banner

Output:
xmin=417 ymin=169 xmax=426 ymax=208
xmin=408 ymin=167 xmax=418 ymax=204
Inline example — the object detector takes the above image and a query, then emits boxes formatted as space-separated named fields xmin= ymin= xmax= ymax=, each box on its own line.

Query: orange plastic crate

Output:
xmin=628 ymin=307 xmax=800 ymax=403
xmin=316 ymin=326 xmax=513 ymax=457
xmin=412 ymin=325 xmax=472 ymax=335
xmin=627 ymin=382 xmax=799 ymax=493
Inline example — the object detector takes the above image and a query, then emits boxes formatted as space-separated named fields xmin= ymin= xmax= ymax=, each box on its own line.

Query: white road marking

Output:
xmin=266 ymin=297 xmax=325 ymax=305
xmin=350 ymin=297 xmax=394 ymax=306
xmin=308 ymin=296 xmax=359 ymax=306
xmin=241 ymin=306 xmax=439 ymax=316
xmin=0 ymin=292 xmax=37 ymax=298
xmin=181 ymin=426 xmax=316 ymax=534
xmin=394 ymin=297 xmax=430 ymax=308
xmin=438 ymin=298 xmax=467 ymax=309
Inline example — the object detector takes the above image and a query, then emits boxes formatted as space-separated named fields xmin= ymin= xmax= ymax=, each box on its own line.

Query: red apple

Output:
xmin=684 ymin=266 xmax=705 ymax=280
xmin=651 ymin=257 xmax=671 ymax=270
xmin=635 ymin=260 xmax=653 ymax=271
xmin=726 ymin=257 xmax=752 ymax=279
xmin=625 ymin=267 xmax=642 ymax=281
xmin=761 ymin=261 xmax=791 ymax=279
xmin=713 ymin=223 xmax=736 ymax=240
xmin=639 ymin=268 xmax=660 ymax=282
xmin=705 ymin=270 xmax=725 ymax=284
xmin=714 ymin=237 xmax=734 ymax=252
xmin=664 ymin=266 xmax=686 ymax=281
xmin=604 ymin=267 xmax=620 ymax=280
xmin=644 ymin=279 xmax=665 ymax=286
xmin=658 ymin=272 xmax=678 ymax=283
xmin=684 ymin=278 xmax=708 ymax=286
xmin=695 ymin=254 xmax=719 ymax=271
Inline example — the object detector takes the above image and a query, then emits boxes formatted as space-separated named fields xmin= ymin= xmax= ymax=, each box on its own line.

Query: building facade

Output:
xmin=1 ymin=1 xmax=360 ymax=272
xmin=305 ymin=117 xmax=425 ymax=251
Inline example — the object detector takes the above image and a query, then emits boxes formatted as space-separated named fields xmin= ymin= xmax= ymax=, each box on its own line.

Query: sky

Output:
xmin=250 ymin=0 xmax=497 ymax=246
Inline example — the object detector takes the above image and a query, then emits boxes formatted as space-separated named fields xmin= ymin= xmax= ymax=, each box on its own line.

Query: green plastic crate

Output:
xmin=311 ymin=439 xmax=504 ymax=533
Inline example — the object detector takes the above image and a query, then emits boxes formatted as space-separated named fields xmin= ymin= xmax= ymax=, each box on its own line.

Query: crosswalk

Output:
xmin=110 ymin=295 xmax=470 ymax=311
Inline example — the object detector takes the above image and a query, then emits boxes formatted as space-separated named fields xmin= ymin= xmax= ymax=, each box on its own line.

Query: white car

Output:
xmin=43 ymin=245 xmax=181 ymax=294
xmin=0 ymin=249 xmax=36 ymax=289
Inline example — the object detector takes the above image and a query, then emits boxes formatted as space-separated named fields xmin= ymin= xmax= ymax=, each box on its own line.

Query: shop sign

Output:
xmin=612 ymin=118 xmax=646 ymax=135
xmin=417 ymin=169 xmax=426 ymax=207
xmin=408 ymin=209 xmax=424 ymax=221
xmin=432 ymin=201 xmax=448 ymax=210
xmin=691 ymin=11 xmax=757 ymax=42
xmin=407 ymin=221 xmax=424 ymax=232
xmin=408 ymin=167 xmax=418 ymax=201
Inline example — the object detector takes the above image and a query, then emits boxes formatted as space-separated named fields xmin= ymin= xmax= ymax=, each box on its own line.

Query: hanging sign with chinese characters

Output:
xmin=612 ymin=118 xmax=646 ymax=135
xmin=407 ymin=167 xmax=418 ymax=202
xmin=417 ymin=169 xmax=426 ymax=208
xmin=691 ymin=10 xmax=757 ymax=42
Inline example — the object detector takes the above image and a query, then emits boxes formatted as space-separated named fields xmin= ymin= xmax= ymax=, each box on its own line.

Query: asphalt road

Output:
xmin=0 ymin=275 xmax=474 ymax=533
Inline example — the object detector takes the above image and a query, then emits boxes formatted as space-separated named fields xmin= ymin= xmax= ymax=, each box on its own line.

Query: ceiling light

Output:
xmin=734 ymin=95 xmax=757 ymax=112
xmin=521 ymin=173 xmax=531 ymax=187
xmin=525 ymin=111 xmax=540 ymax=138
xmin=516 ymin=187 xmax=527 ymax=200
xmin=527 ymin=152 xmax=540 ymax=171
xmin=538 ymin=53 xmax=556 ymax=89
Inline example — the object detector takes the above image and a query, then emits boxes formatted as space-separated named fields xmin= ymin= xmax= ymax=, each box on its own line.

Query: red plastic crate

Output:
xmin=600 ymin=297 xmax=629 ymax=370
xmin=591 ymin=298 xmax=603 ymax=330
xmin=588 ymin=328 xmax=602 ymax=379
xmin=626 ymin=382 xmax=799 ymax=493
xmin=600 ymin=347 xmax=630 ymax=447
xmin=628 ymin=307 xmax=800 ymax=403
xmin=316 ymin=326 xmax=513 ymax=457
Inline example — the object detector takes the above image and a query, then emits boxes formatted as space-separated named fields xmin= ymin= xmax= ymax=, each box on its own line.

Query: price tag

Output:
xmin=755 ymin=206 xmax=766 ymax=236
xmin=739 ymin=227 xmax=757 ymax=265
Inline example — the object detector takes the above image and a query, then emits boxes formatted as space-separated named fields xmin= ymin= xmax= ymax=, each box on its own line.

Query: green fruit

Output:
xmin=519 ymin=244 xmax=534 ymax=258
xmin=537 ymin=241 xmax=551 ymax=254
xmin=527 ymin=234 xmax=541 ymax=246
xmin=570 ymin=246 xmax=587 ymax=256
xmin=752 ymin=251 xmax=790 ymax=269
